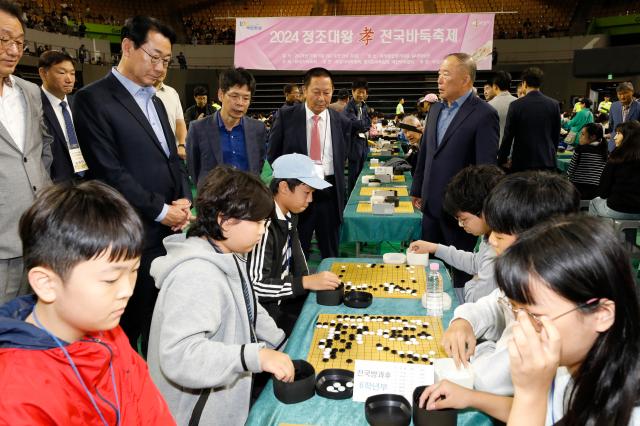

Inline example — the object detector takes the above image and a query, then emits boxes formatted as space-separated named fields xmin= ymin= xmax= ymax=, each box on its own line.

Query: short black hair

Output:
xmin=283 ymin=83 xmax=299 ymax=95
xmin=304 ymin=67 xmax=333 ymax=87
xmin=443 ymin=165 xmax=505 ymax=217
xmin=269 ymin=178 xmax=304 ymax=195
xmin=0 ymin=0 xmax=25 ymax=32
xmin=352 ymin=79 xmax=368 ymax=91
xmin=520 ymin=67 xmax=544 ymax=88
xmin=336 ymin=88 xmax=350 ymax=100
xmin=121 ymin=16 xmax=176 ymax=48
xmin=490 ymin=70 xmax=512 ymax=91
xmin=38 ymin=50 xmax=75 ymax=69
xmin=19 ymin=181 xmax=143 ymax=281
xmin=193 ymin=86 xmax=208 ymax=97
xmin=483 ymin=171 xmax=580 ymax=235
xmin=219 ymin=67 xmax=256 ymax=96
xmin=580 ymin=97 xmax=592 ymax=108
xmin=188 ymin=166 xmax=274 ymax=241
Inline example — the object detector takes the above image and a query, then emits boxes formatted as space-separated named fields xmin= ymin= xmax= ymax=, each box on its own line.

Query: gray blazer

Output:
xmin=186 ymin=111 xmax=267 ymax=186
xmin=0 ymin=75 xmax=53 ymax=258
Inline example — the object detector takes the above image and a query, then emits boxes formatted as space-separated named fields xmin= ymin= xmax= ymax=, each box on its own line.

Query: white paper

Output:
xmin=352 ymin=360 xmax=434 ymax=404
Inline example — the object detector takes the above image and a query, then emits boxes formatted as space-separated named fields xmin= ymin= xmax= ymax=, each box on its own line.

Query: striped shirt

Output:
xmin=567 ymin=142 xmax=607 ymax=186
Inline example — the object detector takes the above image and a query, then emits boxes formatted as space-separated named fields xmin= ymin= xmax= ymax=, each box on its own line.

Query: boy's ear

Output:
xmin=27 ymin=266 xmax=61 ymax=303
xmin=594 ymin=299 xmax=616 ymax=333
xmin=278 ymin=180 xmax=291 ymax=195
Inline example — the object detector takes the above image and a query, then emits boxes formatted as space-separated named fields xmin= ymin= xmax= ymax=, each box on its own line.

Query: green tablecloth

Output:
xmin=246 ymin=258 xmax=492 ymax=426
xmin=341 ymin=164 xmax=422 ymax=243
xmin=368 ymin=141 xmax=404 ymax=161
xmin=557 ymin=157 xmax=570 ymax=173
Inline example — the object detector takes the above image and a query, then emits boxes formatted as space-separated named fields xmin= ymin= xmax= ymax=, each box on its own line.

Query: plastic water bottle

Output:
xmin=426 ymin=262 xmax=443 ymax=317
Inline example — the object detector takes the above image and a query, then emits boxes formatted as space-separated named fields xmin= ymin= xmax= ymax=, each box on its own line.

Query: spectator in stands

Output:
xmin=282 ymin=83 xmax=301 ymax=107
xmin=184 ymin=85 xmax=215 ymax=128
xmin=598 ymin=94 xmax=612 ymax=115
xmin=39 ymin=50 xmax=87 ymax=183
xmin=72 ymin=15 xmax=191 ymax=354
xmin=344 ymin=78 xmax=371 ymax=193
xmin=328 ymin=88 xmax=349 ymax=112
xmin=176 ymin=51 xmax=187 ymax=69
xmin=78 ymin=20 xmax=85 ymax=37
xmin=411 ymin=52 xmax=499 ymax=294
xmin=488 ymin=71 xmax=517 ymax=145
xmin=187 ymin=67 xmax=267 ymax=185
xmin=396 ymin=97 xmax=405 ymax=115
xmin=0 ymin=0 xmax=53 ymax=304
xmin=483 ymin=82 xmax=495 ymax=101
xmin=154 ymin=67 xmax=187 ymax=160
xmin=498 ymin=67 xmax=560 ymax=172
xmin=589 ymin=128 xmax=640 ymax=220
xmin=567 ymin=122 xmax=608 ymax=200
xmin=562 ymin=97 xmax=594 ymax=148
xmin=268 ymin=67 xmax=352 ymax=259
xmin=608 ymin=82 xmax=640 ymax=150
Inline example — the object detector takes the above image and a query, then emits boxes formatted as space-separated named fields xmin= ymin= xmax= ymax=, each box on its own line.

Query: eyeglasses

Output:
xmin=0 ymin=37 xmax=24 ymax=51
xmin=139 ymin=46 xmax=171 ymax=67
xmin=497 ymin=296 xmax=599 ymax=332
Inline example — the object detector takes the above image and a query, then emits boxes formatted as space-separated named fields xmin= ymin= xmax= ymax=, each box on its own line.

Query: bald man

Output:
xmin=410 ymin=53 xmax=499 ymax=302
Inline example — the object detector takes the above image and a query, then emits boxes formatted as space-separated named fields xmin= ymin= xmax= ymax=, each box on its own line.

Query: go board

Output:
xmin=356 ymin=201 xmax=414 ymax=214
xmin=330 ymin=262 xmax=425 ymax=299
xmin=359 ymin=186 xmax=409 ymax=197
xmin=362 ymin=174 xmax=405 ymax=183
xmin=307 ymin=313 xmax=446 ymax=372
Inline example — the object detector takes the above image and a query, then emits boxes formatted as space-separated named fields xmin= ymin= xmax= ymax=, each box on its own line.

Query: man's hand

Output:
xmin=441 ymin=318 xmax=476 ymax=368
xmin=177 ymin=145 xmax=186 ymax=160
xmin=161 ymin=199 xmax=192 ymax=231
xmin=411 ymin=196 xmax=422 ymax=210
xmin=302 ymin=271 xmax=341 ymax=291
xmin=197 ymin=112 xmax=205 ymax=119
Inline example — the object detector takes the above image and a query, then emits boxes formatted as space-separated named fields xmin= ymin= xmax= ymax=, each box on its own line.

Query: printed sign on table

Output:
xmin=234 ymin=14 xmax=494 ymax=71
xmin=352 ymin=359 xmax=434 ymax=404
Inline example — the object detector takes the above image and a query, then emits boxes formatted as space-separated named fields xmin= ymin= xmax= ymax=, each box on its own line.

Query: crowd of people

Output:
xmin=1 ymin=1 xmax=640 ymax=425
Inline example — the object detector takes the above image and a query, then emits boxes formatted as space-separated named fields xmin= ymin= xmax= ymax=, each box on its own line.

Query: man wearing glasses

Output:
xmin=72 ymin=16 xmax=191 ymax=356
xmin=0 ymin=0 xmax=53 ymax=305
xmin=186 ymin=67 xmax=267 ymax=187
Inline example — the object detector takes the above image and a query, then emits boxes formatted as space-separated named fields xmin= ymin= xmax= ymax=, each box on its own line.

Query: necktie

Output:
xmin=60 ymin=100 xmax=84 ymax=177
xmin=310 ymin=115 xmax=321 ymax=161
xmin=357 ymin=105 xmax=362 ymax=120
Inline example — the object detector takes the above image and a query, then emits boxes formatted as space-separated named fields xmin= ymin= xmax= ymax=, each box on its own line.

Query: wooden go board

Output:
xmin=356 ymin=201 xmax=414 ymax=214
xmin=359 ymin=186 xmax=409 ymax=197
xmin=307 ymin=314 xmax=447 ymax=372
xmin=330 ymin=262 xmax=425 ymax=299
xmin=362 ymin=174 xmax=405 ymax=183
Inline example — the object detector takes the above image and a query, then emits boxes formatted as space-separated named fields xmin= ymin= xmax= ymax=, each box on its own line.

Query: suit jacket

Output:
xmin=186 ymin=111 xmax=267 ymax=186
xmin=497 ymin=90 xmax=560 ymax=172
xmin=609 ymin=100 xmax=640 ymax=138
xmin=267 ymin=103 xmax=351 ymax=219
xmin=410 ymin=95 xmax=499 ymax=218
xmin=343 ymin=99 xmax=371 ymax=161
xmin=72 ymin=72 xmax=190 ymax=250
xmin=41 ymin=90 xmax=81 ymax=183
xmin=0 ymin=76 xmax=53 ymax=258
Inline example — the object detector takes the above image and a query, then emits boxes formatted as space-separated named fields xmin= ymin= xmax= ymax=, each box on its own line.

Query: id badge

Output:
xmin=313 ymin=162 xmax=324 ymax=180
xmin=69 ymin=147 xmax=88 ymax=173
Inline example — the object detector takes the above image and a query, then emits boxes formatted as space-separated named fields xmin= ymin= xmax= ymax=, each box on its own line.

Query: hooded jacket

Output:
xmin=147 ymin=234 xmax=286 ymax=426
xmin=0 ymin=295 xmax=175 ymax=425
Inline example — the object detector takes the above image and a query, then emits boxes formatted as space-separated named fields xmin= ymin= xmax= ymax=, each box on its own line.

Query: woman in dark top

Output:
xmin=589 ymin=127 xmax=640 ymax=219
xmin=567 ymin=123 xmax=608 ymax=200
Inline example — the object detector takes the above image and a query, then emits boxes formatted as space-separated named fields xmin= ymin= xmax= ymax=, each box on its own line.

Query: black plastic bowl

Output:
xmin=315 ymin=368 xmax=354 ymax=400
xmin=365 ymin=394 xmax=412 ymax=426
xmin=343 ymin=291 xmax=373 ymax=309
xmin=317 ymin=283 xmax=344 ymax=306
xmin=273 ymin=360 xmax=316 ymax=404
xmin=412 ymin=385 xmax=457 ymax=426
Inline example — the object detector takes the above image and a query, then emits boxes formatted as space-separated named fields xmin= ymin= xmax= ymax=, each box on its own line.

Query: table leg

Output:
xmin=355 ymin=242 xmax=361 ymax=257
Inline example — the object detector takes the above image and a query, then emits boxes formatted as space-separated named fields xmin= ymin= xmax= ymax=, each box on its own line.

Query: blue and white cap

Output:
xmin=271 ymin=153 xmax=332 ymax=190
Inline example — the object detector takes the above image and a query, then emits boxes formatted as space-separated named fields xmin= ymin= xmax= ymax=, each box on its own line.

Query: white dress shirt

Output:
xmin=41 ymin=86 xmax=74 ymax=144
xmin=304 ymin=103 xmax=334 ymax=176
xmin=155 ymin=82 xmax=184 ymax=141
xmin=0 ymin=76 xmax=27 ymax=152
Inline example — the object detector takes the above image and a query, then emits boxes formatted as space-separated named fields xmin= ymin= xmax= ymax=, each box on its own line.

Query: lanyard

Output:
xmin=32 ymin=309 xmax=121 ymax=426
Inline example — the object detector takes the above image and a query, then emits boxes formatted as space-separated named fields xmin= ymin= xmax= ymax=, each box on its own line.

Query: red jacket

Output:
xmin=0 ymin=296 xmax=176 ymax=425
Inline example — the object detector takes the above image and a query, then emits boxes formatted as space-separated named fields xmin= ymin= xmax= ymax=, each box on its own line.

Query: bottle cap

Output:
xmin=429 ymin=263 xmax=439 ymax=271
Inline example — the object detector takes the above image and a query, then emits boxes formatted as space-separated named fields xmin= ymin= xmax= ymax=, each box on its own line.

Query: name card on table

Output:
xmin=352 ymin=360 xmax=434 ymax=403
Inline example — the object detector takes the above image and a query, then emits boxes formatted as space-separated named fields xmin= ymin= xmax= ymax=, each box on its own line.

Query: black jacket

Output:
xmin=41 ymin=91 xmax=82 ymax=183
xmin=599 ymin=160 xmax=640 ymax=213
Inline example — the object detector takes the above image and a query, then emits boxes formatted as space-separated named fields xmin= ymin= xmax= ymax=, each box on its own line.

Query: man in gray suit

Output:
xmin=187 ymin=67 xmax=267 ymax=186
xmin=0 ymin=0 xmax=52 ymax=303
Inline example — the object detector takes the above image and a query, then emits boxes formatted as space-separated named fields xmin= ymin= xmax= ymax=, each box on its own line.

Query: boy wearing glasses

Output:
xmin=440 ymin=171 xmax=579 ymax=396
xmin=409 ymin=165 xmax=505 ymax=304
xmin=186 ymin=67 xmax=267 ymax=186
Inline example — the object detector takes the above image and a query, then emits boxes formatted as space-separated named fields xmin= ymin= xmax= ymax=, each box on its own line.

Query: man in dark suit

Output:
xmin=38 ymin=49 xmax=86 ymax=183
xmin=498 ymin=67 xmax=560 ymax=173
xmin=608 ymin=82 xmax=640 ymax=150
xmin=344 ymin=78 xmax=371 ymax=193
xmin=72 ymin=16 xmax=191 ymax=353
xmin=187 ymin=67 xmax=267 ymax=186
xmin=410 ymin=53 xmax=499 ymax=301
xmin=268 ymin=67 xmax=352 ymax=259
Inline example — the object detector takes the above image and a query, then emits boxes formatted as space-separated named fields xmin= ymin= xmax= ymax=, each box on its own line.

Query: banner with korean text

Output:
xmin=234 ymin=14 xmax=494 ymax=71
